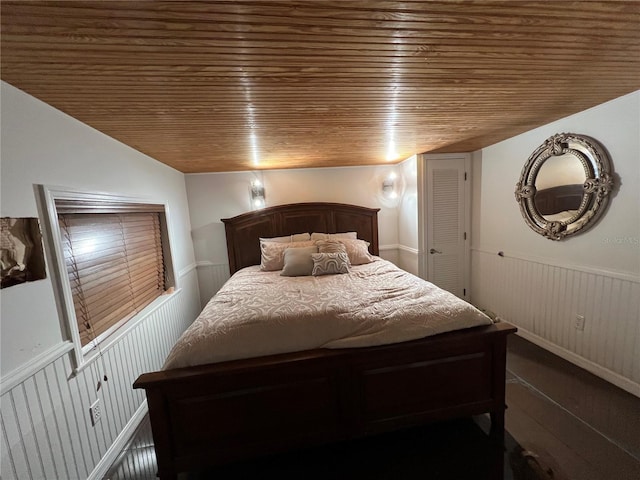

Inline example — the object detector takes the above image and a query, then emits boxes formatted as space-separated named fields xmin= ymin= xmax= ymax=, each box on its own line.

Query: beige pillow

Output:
xmin=311 ymin=252 xmax=350 ymax=276
xmin=310 ymin=232 xmax=358 ymax=241
xmin=260 ymin=240 xmax=316 ymax=271
xmin=315 ymin=239 xmax=348 ymax=256
xmin=260 ymin=233 xmax=311 ymax=243
xmin=338 ymin=239 xmax=374 ymax=265
xmin=281 ymin=246 xmax=318 ymax=277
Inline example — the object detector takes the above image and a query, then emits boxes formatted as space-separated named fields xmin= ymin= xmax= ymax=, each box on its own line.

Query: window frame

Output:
xmin=36 ymin=185 xmax=178 ymax=371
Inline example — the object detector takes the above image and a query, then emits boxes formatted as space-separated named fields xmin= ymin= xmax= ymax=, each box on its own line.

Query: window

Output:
xmin=37 ymin=187 xmax=176 ymax=368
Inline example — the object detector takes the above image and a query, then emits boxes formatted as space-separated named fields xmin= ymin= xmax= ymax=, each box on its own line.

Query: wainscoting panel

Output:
xmin=0 ymin=269 xmax=200 ymax=480
xmin=471 ymin=249 xmax=640 ymax=395
xmin=397 ymin=246 xmax=419 ymax=277
xmin=196 ymin=261 xmax=230 ymax=308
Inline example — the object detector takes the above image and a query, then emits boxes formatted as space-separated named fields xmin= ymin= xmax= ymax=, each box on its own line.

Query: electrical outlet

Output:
xmin=89 ymin=399 xmax=101 ymax=426
xmin=575 ymin=315 xmax=585 ymax=331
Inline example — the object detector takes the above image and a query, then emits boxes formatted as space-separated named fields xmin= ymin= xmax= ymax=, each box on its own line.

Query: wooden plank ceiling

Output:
xmin=2 ymin=1 xmax=639 ymax=173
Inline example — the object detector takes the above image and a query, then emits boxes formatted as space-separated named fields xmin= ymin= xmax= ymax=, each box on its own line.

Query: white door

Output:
xmin=424 ymin=156 xmax=468 ymax=299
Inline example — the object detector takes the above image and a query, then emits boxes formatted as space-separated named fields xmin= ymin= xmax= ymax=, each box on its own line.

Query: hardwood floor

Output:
xmin=504 ymin=335 xmax=640 ymax=480
xmin=104 ymin=335 xmax=640 ymax=480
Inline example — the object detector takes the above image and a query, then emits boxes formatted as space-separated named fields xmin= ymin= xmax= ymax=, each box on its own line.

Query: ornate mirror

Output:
xmin=515 ymin=133 xmax=614 ymax=240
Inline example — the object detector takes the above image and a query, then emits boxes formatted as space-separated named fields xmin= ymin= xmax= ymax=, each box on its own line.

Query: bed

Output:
xmin=134 ymin=202 xmax=516 ymax=480
xmin=534 ymin=183 xmax=584 ymax=216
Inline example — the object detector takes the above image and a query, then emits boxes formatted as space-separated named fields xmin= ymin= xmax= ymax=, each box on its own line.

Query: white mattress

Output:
xmin=163 ymin=258 xmax=492 ymax=369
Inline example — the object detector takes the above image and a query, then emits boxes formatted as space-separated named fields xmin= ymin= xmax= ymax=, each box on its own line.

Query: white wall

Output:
xmin=186 ymin=164 xmax=408 ymax=302
xmin=474 ymin=91 xmax=639 ymax=274
xmin=1 ymin=81 xmax=197 ymax=373
xmin=0 ymin=81 xmax=201 ymax=479
xmin=397 ymin=155 xmax=419 ymax=275
xmin=471 ymin=90 xmax=640 ymax=396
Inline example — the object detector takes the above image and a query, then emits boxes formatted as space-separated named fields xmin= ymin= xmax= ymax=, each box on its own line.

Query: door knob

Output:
xmin=430 ymin=248 xmax=442 ymax=254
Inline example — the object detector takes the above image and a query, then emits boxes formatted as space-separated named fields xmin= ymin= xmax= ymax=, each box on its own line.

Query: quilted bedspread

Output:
xmin=163 ymin=258 xmax=492 ymax=369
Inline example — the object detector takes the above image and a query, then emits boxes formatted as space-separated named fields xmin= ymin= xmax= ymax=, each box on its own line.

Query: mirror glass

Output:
xmin=534 ymin=153 xmax=587 ymax=222
xmin=515 ymin=133 xmax=614 ymax=240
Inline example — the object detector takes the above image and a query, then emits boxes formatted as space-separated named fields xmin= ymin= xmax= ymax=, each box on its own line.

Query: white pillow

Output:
xmin=310 ymin=232 xmax=358 ymax=241
xmin=260 ymin=233 xmax=311 ymax=243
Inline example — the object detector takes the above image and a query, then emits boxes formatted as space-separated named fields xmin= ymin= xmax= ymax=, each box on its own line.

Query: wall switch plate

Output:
xmin=90 ymin=399 xmax=101 ymax=426
xmin=575 ymin=315 xmax=585 ymax=331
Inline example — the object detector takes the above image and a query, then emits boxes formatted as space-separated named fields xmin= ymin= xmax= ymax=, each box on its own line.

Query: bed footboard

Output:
xmin=134 ymin=322 xmax=516 ymax=479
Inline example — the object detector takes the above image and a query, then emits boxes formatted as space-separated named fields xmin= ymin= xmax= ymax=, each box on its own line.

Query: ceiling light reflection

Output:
xmin=241 ymin=73 xmax=261 ymax=167
xmin=386 ymin=82 xmax=400 ymax=162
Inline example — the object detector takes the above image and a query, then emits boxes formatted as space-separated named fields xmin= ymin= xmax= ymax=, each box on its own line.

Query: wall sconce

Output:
xmin=381 ymin=172 xmax=398 ymax=199
xmin=250 ymin=180 xmax=265 ymax=209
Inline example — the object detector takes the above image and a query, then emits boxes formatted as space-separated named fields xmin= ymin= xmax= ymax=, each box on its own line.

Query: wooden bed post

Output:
xmin=489 ymin=331 xmax=509 ymax=443
xmin=143 ymin=388 xmax=178 ymax=480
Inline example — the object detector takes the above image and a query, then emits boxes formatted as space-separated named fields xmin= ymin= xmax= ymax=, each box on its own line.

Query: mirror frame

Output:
xmin=515 ymin=132 xmax=614 ymax=240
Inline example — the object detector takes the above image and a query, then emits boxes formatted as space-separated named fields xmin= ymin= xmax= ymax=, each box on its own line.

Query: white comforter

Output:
xmin=164 ymin=258 xmax=492 ymax=369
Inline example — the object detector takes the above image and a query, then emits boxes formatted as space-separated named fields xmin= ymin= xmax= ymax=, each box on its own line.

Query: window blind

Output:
xmin=58 ymin=211 xmax=166 ymax=347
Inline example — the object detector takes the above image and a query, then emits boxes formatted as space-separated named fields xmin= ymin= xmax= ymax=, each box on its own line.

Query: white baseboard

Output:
xmin=515 ymin=328 xmax=640 ymax=398
xmin=87 ymin=400 xmax=149 ymax=480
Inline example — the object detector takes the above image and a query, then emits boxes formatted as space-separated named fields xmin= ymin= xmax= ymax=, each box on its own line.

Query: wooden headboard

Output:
xmin=534 ymin=184 xmax=584 ymax=215
xmin=222 ymin=202 xmax=380 ymax=274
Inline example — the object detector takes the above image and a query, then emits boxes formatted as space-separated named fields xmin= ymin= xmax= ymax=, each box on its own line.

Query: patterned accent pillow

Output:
xmin=311 ymin=252 xmax=350 ymax=276
xmin=281 ymin=246 xmax=318 ymax=277
xmin=315 ymin=239 xmax=349 ymax=256
xmin=260 ymin=240 xmax=316 ymax=271
xmin=338 ymin=238 xmax=374 ymax=265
